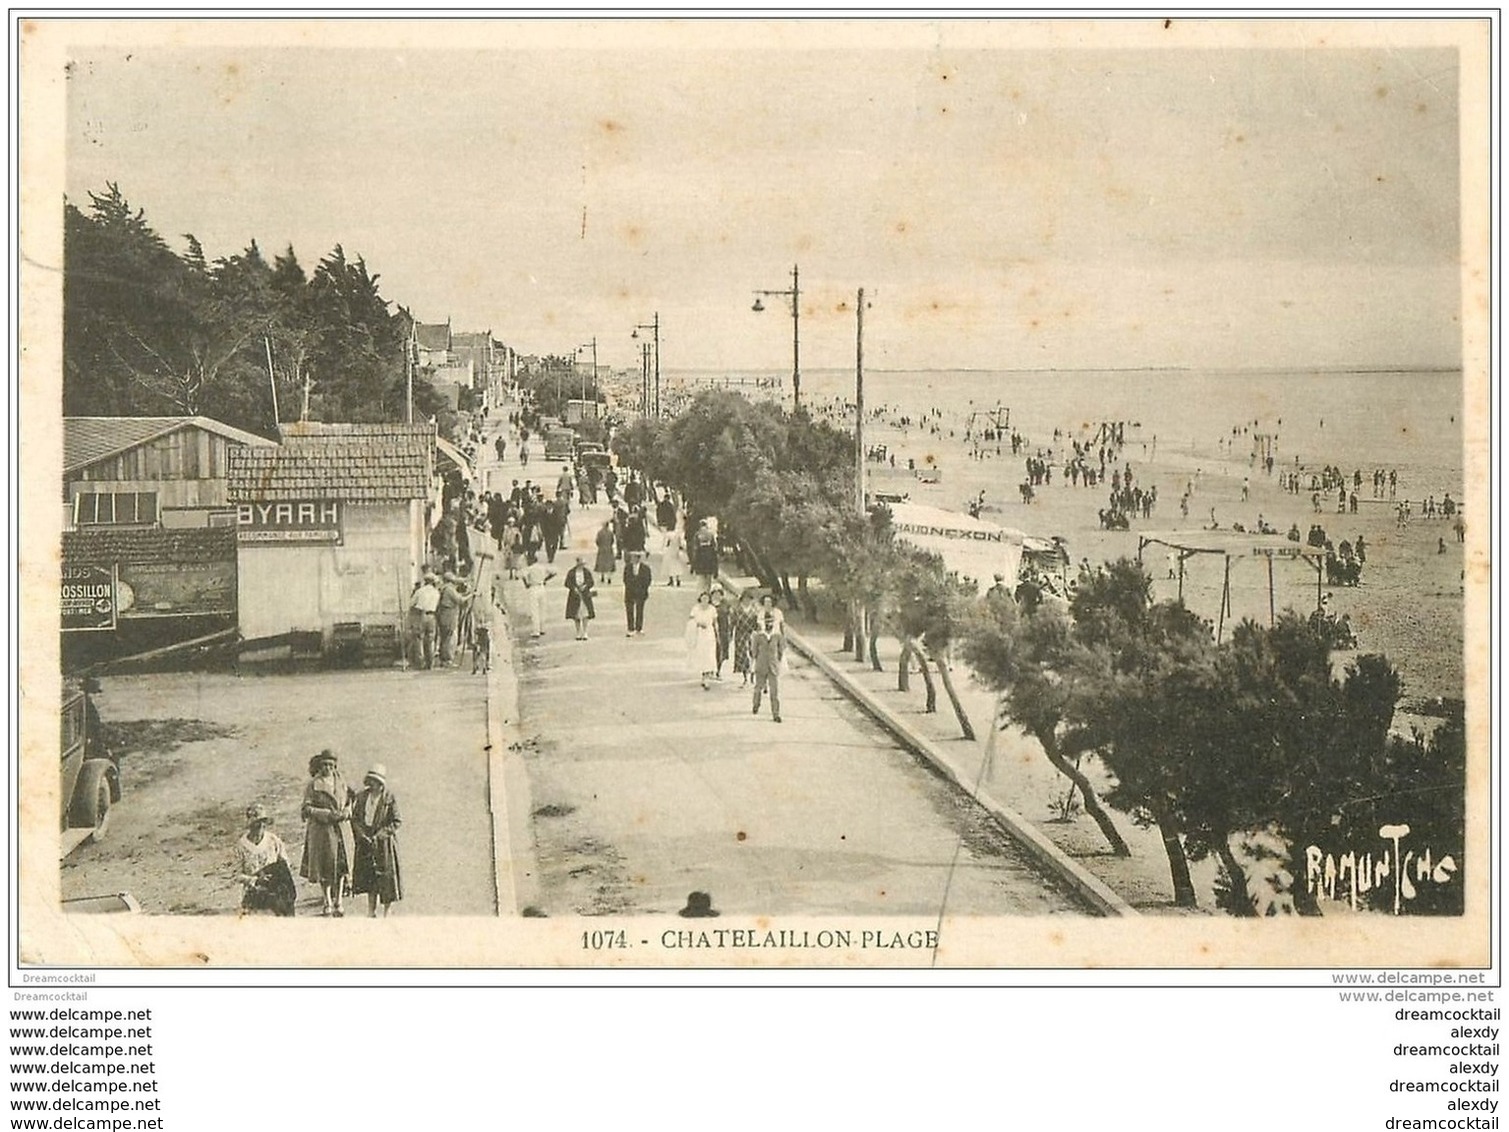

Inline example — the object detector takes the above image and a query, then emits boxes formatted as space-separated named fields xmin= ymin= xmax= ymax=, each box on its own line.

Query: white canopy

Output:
xmin=886 ymin=502 xmax=1027 ymax=593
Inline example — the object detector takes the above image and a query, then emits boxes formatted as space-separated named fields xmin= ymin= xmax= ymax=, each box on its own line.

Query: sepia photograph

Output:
xmin=17 ymin=16 xmax=1491 ymax=969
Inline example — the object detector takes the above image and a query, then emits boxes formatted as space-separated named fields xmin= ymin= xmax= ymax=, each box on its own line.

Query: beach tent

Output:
xmin=1137 ymin=529 xmax=1325 ymax=641
xmin=886 ymin=502 xmax=1027 ymax=594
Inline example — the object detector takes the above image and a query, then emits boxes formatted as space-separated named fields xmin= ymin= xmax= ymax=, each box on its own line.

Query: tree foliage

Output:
xmin=63 ymin=184 xmax=446 ymax=436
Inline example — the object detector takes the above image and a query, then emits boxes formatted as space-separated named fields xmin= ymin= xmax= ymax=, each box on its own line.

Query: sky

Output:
xmin=58 ymin=24 xmax=1466 ymax=373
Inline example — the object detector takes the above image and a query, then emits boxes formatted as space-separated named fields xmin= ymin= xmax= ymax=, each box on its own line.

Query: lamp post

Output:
xmin=855 ymin=287 xmax=867 ymax=515
xmin=752 ymin=263 xmax=801 ymax=411
xmin=576 ymin=337 xmax=597 ymax=403
xmin=632 ymin=312 xmax=660 ymax=418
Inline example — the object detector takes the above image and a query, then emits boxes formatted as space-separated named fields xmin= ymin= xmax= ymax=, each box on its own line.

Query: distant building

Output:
xmin=413 ymin=319 xmax=453 ymax=369
xmin=228 ymin=423 xmax=436 ymax=650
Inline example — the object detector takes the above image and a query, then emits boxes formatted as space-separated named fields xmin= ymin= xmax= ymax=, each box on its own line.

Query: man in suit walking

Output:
xmin=623 ymin=551 xmax=653 ymax=636
xmin=750 ymin=612 xmax=785 ymax=723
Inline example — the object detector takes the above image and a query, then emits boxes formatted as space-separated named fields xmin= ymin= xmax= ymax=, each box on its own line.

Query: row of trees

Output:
xmin=63 ymin=184 xmax=451 ymax=436
xmin=613 ymin=389 xmax=1466 ymax=915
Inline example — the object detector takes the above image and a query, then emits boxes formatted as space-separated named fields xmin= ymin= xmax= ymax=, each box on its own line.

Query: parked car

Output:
xmin=574 ymin=442 xmax=612 ymax=471
xmin=543 ymin=428 xmax=577 ymax=461
xmin=61 ymin=678 xmax=120 ymax=839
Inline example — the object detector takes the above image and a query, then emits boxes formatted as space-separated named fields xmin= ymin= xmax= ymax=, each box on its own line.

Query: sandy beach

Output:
xmin=692 ymin=368 xmax=1467 ymax=708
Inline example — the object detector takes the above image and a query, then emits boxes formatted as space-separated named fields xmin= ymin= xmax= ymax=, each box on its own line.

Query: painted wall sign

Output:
xmin=61 ymin=563 xmax=117 ymax=632
xmin=117 ymin=560 xmax=236 ymax=617
xmin=236 ymin=500 xmax=343 ymax=544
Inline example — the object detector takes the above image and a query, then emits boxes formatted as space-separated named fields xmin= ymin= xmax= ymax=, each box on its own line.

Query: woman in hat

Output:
xmin=300 ymin=750 xmax=354 ymax=917
xmin=685 ymin=591 xmax=719 ymax=690
xmin=350 ymin=765 xmax=402 ymax=918
xmin=234 ymin=804 xmax=295 ymax=917
xmin=564 ymin=554 xmax=597 ymax=641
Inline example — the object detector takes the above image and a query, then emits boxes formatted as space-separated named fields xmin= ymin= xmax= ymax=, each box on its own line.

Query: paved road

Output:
xmin=484 ymin=423 xmax=1091 ymax=919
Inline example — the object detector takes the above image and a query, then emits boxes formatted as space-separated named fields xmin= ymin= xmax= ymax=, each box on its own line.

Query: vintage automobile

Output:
xmin=60 ymin=678 xmax=121 ymax=840
xmin=574 ymin=443 xmax=612 ymax=473
xmin=543 ymin=427 xmax=578 ymax=461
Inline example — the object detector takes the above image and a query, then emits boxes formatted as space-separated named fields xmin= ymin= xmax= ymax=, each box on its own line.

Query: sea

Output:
xmin=669 ymin=367 xmax=1466 ymax=496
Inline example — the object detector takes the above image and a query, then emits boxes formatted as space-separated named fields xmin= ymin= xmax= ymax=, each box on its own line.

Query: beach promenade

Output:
xmin=480 ymin=430 xmax=1095 ymax=920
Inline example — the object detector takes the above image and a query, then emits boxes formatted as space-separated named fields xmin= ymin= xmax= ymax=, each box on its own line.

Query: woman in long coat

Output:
xmin=594 ymin=522 xmax=617 ymax=584
xmin=563 ymin=555 xmax=597 ymax=641
xmin=350 ymin=765 xmax=402 ymax=917
xmin=300 ymin=750 xmax=354 ymax=917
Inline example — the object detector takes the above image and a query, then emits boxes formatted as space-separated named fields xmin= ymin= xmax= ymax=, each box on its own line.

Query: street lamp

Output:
xmin=631 ymin=312 xmax=660 ymax=418
xmin=855 ymin=287 xmax=871 ymax=515
xmin=575 ymin=337 xmax=597 ymax=403
xmin=752 ymin=263 xmax=801 ymax=411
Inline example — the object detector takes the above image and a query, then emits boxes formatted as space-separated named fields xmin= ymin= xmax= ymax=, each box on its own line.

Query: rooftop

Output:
xmin=414 ymin=321 xmax=451 ymax=352
xmin=64 ymin=416 xmax=275 ymax=475
xmin=229 ymin=423 xmax=435 ymax=502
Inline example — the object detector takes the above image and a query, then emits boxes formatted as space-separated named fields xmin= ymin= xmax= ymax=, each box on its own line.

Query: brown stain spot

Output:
xmin=735 ymin=830 xmax=747 ymax=842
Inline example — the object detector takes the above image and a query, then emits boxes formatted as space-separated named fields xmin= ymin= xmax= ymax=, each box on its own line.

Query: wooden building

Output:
xmin=227 ymin=422 xmax=435 ymax=649
xmin=64 ymin=416 xmax=276 ymax=531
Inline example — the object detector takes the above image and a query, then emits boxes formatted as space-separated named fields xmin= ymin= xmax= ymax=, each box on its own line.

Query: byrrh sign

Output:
xmin=236 ymin=500 xmax=343 ymax=544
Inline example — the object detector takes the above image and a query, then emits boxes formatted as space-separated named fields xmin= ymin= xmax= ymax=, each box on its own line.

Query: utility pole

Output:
xmin=752 ymin=267 xmax=800 ymax=411
xmin=633 ymin=312 xmax=660 ymax=417
xmin=264 ymin=336 xmax=279 ymax=427
xmin=791 ymin=264 xmax=800 ymax=411
xmin=855 ymin=287 xmax=865 ymax=515
xmin=405 ymin=320 xmax=414 ymax=424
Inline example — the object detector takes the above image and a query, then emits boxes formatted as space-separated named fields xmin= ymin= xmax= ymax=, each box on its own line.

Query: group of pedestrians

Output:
xmin=685 ymin=586 xmax=787 ymax=721
xmin=234 ymin=750 xmax=402 ymax=919
xmin=406 ymin=565 xmax=484 ymax=671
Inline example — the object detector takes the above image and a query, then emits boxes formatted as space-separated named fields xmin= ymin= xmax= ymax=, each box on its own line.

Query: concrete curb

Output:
xmin=484 ymin=591 xmax=519 ymax=916
xmin=488 ymin=576 xmax=542 ymax=916
xmin=783 ymin=627 xmax=1138 ymax=918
